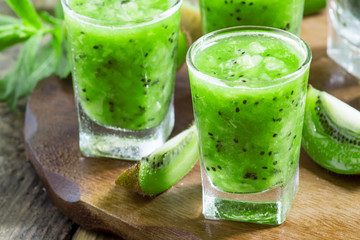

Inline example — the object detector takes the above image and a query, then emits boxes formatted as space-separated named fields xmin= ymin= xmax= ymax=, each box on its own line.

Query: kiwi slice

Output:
xmin=303 ymin=0 xmax=326 ymax=16
xmin=176 ymin=29 xmax=191 ymax=70
xmin=115 ymin=124 xmax=199 ymax=196
xmin=302 ymin=86 xmax=360 ymax=174
xmin=181 ymin=0 xmax=202 ymax=41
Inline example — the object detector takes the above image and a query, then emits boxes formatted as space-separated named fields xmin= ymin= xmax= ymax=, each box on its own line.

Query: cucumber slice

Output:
xmin=302 ymin=86 xmax=360 ymax=174
xmin=115 ymin=124 xmax=199 ymax=196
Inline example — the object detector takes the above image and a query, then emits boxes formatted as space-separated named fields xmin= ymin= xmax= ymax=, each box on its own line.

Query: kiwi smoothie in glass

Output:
xmin=187 ymin=27 xmax=311 ymax=224
xmin=62 ymin=0 xmax=182 ymax=160
xmin=199 ymin=0 xmax=305 ymax=35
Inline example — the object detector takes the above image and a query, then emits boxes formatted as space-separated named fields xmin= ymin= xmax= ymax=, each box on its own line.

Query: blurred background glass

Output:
xmin=327 ymin=0 xmax=360 ymax=79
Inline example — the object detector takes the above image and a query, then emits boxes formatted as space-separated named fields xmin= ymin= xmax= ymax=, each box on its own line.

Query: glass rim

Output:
xmin=61 ymin=0 xmax=182 ymax=29
xmin=186 ymin=26 xmax=312 ymax=88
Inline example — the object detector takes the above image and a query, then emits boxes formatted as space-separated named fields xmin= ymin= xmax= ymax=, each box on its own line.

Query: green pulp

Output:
xmin=139 ymin=125 xmax=199 ymax=196
xmin=189 ymin=31 xmax=309 ymax=193
xmin=302 ymin=87 xmax=360 ymax=174
xmin=199 ymin=0 xmax=304 ymax=35
xmin=65 ymin=0 xmax=180 ymax=130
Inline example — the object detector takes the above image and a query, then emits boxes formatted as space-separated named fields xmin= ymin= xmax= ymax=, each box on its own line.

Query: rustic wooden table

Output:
xmin=1 ymin=4 xmax=359 ymax=240
xmin=0 ymin=1 xmax=119 ymax=239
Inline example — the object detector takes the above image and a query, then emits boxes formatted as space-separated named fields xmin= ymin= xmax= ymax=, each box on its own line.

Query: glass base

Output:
xmin=202 ymin=164 xmax=299 ymax=225
xmin=77 ymin=101 xmax=174 ymax=161
xmin=327 ymin=23 xmax=360 ymax=80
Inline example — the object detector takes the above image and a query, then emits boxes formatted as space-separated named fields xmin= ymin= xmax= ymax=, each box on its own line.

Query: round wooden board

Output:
xmin=25 ymin=13 xmax=360 ymax=239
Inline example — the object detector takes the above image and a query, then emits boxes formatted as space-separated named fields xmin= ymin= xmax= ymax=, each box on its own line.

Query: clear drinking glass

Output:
xmin=327 ymin=0 xmax=360 ymax=79
xmin=61 ymin=0 xmax=182 ymax=160
xmin=187 ymin=26 xmax=311 ymax=224
xmin=199 ymin=0 xmax=305 ymax=35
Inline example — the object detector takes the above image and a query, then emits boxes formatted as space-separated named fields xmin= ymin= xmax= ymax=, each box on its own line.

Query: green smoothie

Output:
xmin=199 ymin=0 xmax=304 ymax=35
xmin=64 ymin=0 xmax=181 ymax=130
xmin=188 ymin=29 xmax=310 ymax=194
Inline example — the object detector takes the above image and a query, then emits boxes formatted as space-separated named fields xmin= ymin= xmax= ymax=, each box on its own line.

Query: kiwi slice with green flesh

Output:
xmin=181 ymin=0 xmax=202 ymax=41
xmin=302 ymin=86 xmax=360 ymax=174
xmin=115 ymin=124 xmax=199 ymax=196
xmin=303 ymin=0 xmax=326 ymax=16
xmin=176 ymin=29 xmax=190 ymax=70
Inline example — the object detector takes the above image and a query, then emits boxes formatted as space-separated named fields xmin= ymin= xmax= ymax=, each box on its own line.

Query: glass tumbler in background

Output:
xmin=62 ymin=0 xmax=182 ymax=160
xmin=199 ymin=0 xmax=305 ymax=35
xmin=327 ymin=0 xmax=360 ymax=79
xmin=187 ymin=27 xmax=311 ymax=224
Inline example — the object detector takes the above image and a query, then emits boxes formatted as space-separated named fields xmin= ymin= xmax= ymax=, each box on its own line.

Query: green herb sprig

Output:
xmin=0 ymin=0 xmax=70 ymax=110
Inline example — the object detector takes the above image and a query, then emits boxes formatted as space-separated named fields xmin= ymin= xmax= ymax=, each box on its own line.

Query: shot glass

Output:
xmin=62 ymin=0 xmax=182 ymax=160
xmin=187 ymin=27 xmax=311 ymax=224
xmin=327 ymin=0 xmax=360 ymax=79
xmin=199 ymin=0 xmax=305 ymax=35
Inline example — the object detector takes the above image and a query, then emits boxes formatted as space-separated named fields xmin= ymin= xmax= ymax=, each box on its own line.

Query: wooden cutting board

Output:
xmin=25 ymin=13 xmax=360 ymax=239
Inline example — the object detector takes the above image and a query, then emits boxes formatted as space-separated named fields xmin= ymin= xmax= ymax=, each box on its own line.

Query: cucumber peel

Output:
xmin=302 ymin=86 xmax=360 ymax=174
xmin=115 ymin=124 xmax=199 ymax=196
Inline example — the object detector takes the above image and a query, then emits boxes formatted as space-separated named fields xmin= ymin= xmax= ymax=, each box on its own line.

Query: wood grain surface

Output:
xmin=23 ymin=11 xmax=360 ymax=240
xmin=0 ymin=99 xmax=78 ymax=240
xmin=0 ymin=4 xmax=78 ymax=239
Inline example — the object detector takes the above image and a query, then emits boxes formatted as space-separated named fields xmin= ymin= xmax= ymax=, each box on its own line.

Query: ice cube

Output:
xmin=222 ymin=59 xmax=237 ymax=69
xmin=236 ymin=54 xmax=263 ymax=69
xmin=251 ymin=55 xmax=263 ymax=65
xmin=247 ymin=42 xmax=266 ymax=54
xmin=264 ymin=57 xmax=285 ymax=71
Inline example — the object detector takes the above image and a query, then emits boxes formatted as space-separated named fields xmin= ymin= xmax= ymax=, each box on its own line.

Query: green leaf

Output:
xmin=0 ymin=33 xmax=42 ymax=109
xmin=0 ymin=33 xmax=57 ymax=110
xmin=5 ymin=0 xmax=42 ymax=29
xmin=0 ymin=30 xmax=28 ymax=51
xmin=0 ymin=14 xmax=21 ymax=25
xmin=0 ymin=0 xmax=71 ymax=110
xmin=25 ymin=38 xmax=57 ymax=94
xmin=0 ymin=18 xmax=36 ymax=51
xmin=54 ymin=0 xmax=64 ymax=20
xmin=39 ymin=11 xmax=63 ymax=26
xmin=0 ymin=14 xmax=33 ymax=51
xmin=55 ymin=39 xmax=71 ymax=78
xmin=51 ymin=24 xmax=63 ymax=60
xmin=49 ymin=22 xmax=71 ymax=79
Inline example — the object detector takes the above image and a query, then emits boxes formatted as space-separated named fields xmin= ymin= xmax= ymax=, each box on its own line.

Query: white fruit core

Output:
xmin=321 ymin=91 xmax=360 ymax=134
xmin=153 ymin=125 xmax=196 ymax=154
